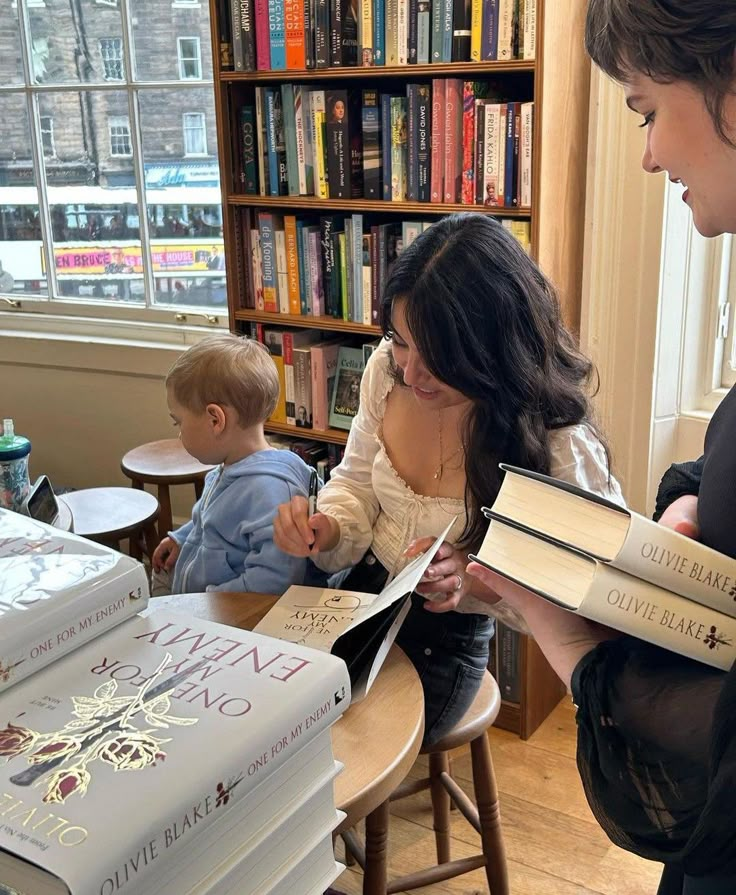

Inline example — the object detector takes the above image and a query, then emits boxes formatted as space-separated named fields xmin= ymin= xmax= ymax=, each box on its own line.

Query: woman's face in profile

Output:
xmin=624 ymin=72 xmax=736 ymax=238
xmin=389 ymin=300 xmax=468 ymax=410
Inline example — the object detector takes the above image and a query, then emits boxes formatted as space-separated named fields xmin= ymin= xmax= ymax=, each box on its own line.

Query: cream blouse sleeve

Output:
xmin=311 ymin=342 xmax=392 ymax=573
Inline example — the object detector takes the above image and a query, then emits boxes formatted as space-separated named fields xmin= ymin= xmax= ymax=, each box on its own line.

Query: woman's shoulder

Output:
xmin=360 ymin=339 xmax=395 ymax=411
xmin=548 ymin=424 xmax=625 ymax=504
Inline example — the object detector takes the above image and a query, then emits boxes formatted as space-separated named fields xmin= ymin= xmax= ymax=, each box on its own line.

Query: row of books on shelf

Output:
xmin=0 ymin=510 xmax=350 ymax=894
xmin=267 ymin=432 xmax=346 ymax=481
xmin=242 ymin=321 xmax=377 ymax=430
xmin=238 ymin=82 xmax=533 ymax=207
xmin=223 ymin=0 xmax=535 ymax=72
xmin=240 ymin=208 xmax=531 ymax=325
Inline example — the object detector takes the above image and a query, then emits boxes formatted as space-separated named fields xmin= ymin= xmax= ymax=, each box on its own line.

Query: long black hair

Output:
xmin=381 ymin=213 xmax=607 ymax=550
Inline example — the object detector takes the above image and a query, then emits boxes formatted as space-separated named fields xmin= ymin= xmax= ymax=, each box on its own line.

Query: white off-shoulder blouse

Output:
xmin=314 ymin=340 xmax=624 ymax=615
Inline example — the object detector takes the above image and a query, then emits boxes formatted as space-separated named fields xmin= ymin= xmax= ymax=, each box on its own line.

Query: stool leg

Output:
xmin=363 ymin=799 xmax=389 ymax=895
xmin=157 ymin=485 xmax=173 ymax=542
xmin=428 ymin=751 xmax=452 ymax=864
xmin=470 ymin=731 xmax=509 ymax=895
xmin=129 ymin=530 xmax=142 ymax=561
xmin=143 ymin=522 xmax=159 ymax=560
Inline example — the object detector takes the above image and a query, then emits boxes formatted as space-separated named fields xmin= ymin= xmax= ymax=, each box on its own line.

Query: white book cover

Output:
xmin=255 ymin=520 xmax=454 ymax=701
xmin=523 ymin=0 xmax=536 ymax=60
xmin=482 ymin=102 xmax=502 ymax=207
xmin=489 ymin=463 xmax=736 ymax=621
xmin=473 ymin=520 xmax=736 ymax=671
xmin=520 ymin=101 xmax=533 ymax=207
xmin=0 ymin=509 xmax=148 ymax=694
xmin=496 ymin=0 xmax=513 ymax=60
xmin=0 ymin=609 xmax=350 ymax=895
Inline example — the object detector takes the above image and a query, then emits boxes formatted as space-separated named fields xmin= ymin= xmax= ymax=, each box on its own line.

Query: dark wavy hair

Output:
xmin=381 ymin=213 xmax=608 ymax=551
xmin=585 ymin=0 xmax=736 ymax=143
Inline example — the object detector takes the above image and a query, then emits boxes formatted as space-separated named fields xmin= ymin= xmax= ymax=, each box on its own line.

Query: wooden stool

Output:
xmin=60 ymin=487 xmax=160 ymax=560
xmin=121 ymin=439 xmax=214 ymax=541
xmin=342 ymin=670 xmax=509 ymax=895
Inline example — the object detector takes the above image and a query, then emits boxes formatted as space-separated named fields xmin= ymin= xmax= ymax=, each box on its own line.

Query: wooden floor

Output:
xmin=333 ymin=699 xmax=663 ymax=895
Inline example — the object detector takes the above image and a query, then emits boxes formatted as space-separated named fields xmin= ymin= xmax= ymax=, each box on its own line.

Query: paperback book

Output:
xmin=255 ymin=520 xmax=454 ymax=700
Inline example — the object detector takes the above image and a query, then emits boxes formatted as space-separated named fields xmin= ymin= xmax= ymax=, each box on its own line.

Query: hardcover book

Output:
xmin=0 ymin=608 xmax=350 ymax=894
xmin=255 ymin=520 xmax=454 ymax=700
xmin=0 ymin=509 xmax=148 ymax=693
xmin=328 ymin=345 xmax=365 ymax=430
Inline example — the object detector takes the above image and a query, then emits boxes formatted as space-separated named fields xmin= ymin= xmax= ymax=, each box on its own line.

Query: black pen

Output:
xmin=308 ymin=468 xmax=319 ymax=517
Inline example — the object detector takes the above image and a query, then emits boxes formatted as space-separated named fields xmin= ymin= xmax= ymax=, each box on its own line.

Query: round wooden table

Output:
xmin=152 ymin=591 xmax=425 ymax=892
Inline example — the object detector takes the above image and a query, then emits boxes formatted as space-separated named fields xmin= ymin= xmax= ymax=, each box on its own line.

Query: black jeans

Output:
xmin=337 ymin=551 xmax=493 ymax=747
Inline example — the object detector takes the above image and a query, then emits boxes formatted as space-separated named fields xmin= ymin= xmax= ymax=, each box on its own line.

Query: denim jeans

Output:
xmin=336 ymin=552 xmax=494 ymax=747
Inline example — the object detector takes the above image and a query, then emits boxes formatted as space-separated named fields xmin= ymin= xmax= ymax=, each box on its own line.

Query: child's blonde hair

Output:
xmin=166 ymin=334 xmax=279 ymax=427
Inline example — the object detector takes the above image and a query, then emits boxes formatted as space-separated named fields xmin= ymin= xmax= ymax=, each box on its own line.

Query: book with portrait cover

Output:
xmin=0 ymin=608 xmax=350 ymax=894
xmin=255 ymin=520 xmax=454 ymax=701
xmin=0 ymin=509 xmax=148 ymax=694
xmin=328 ymin=345 xmax=365 ymax=430
xmin=471 ymin=463 xmax=736 ymax=670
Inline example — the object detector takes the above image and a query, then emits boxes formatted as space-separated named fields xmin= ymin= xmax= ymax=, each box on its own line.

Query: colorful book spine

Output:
xmin=443 ymin=78 xmax=463 ymax=203
xmin=284 ymin=0 xmax=307 ymax=68
xmin=417 ymin=0 xmax=431 ymax=62
xmin=461 ymin=81 xmax=475 ymax=204
xmin=385 ymin=0 xmax=399 ymax=63
xmin=480 ymin=0 xmax=497 ymax=59
xmin=470 ymin=0 xmax=482 ymax=60
xmin=416 ymin=83 xmax=431 ymax=202
xmin=474 ymin=98 xmax=485 ymax=204
xmin=310 ymin=89 xmax=329 ymax=198
xmin=503 ymin=100 xmax=516 ymax=206
xmin=255 ymin=0 xmax=272 ymax=68
xmin=257 ymin=211 xmax=279 ymax=312
xmin=381 ymin=93 xmax=393 ymax=201
xmin=281 ymin=83 xmax=300 ymax=195
xmin=373 ymin=0 xmax=386 ymax=64
xmin=496 ymin=0 xmax=513 ymax=60
xmin=268 ymin=0 xmax=287 ymax=68
xmin=523 ymin=0 xmax=535 ymax=60
xmin=430 ymin=79 xmax=445 ymax=203
xmin=316 ymin=0 xmax=330 ymax=66
xmin=254 ymin=87 xmax=268 ymax=196
xmin=351 ymin=213 xmax=363 ymax=323
xmin=274 ymin=222 xmax=289 ymax=313
xmin=361 ymin=89 xmax=382 ymax=200
xmin=231 ymin=0 xmax=244 ymax=70
xmin=397 ymin=0 xmax=409 ymax=64
xmin=239 ymin=106 xmax=259 ymax=194
xmin=284 ymin=215 xmax=302 ymax=314
xmin=308 ymin=228 xmax=325 ymax=316
xmin=407 ymin=84 xmax=419 ymax=202
xmin=482 ymin=101 xmax=502 ymax=207
xmin=360 ymin=0 xmax=374 ymax=63
xmin=520 ymin=100 xmax=533 ymax=206
xmin=390 ymin=95 xmax=407 ymax=202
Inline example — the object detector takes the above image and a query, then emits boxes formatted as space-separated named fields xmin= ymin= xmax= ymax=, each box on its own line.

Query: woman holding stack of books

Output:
xmin=275 ymin=211 xmax=622 ymax=748
xmin=467 ymin=2 xmax=736 ymax=893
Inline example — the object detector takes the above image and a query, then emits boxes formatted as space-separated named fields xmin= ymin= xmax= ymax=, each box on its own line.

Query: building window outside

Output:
xmin=99 ymin=38 xmax=124 ymax=81
xmin=109 ymin=116 xmax=132 ymax=156
xmin=183 ymin=112 xmax=207 ymax=156
xmin=40 ymin=116 xmax=56 ymax=157
xmin=177 ymin=37 xmax=202 ymax=80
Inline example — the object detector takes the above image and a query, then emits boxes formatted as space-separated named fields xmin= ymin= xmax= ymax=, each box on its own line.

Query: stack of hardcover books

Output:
xmin=472 ymin=465 xmax=736 ymax=670
xmin=0 ymin=509 xmax=350 ymax=894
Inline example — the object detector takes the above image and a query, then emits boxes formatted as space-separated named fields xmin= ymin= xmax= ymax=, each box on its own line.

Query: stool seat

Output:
xmin=121 ymin=438 xmax=214 ymax=541
xmin=424 ymin=669 xmax=501 ymax=753
xmin=61 ymin=488 xmax=159 ymax=560
xmin=121 ymin=439 xmax=214 ymax=484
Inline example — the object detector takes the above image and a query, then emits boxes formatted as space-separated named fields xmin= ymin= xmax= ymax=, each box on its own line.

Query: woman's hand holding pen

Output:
xmin=274 ymin=495 xmax=340 ymax=557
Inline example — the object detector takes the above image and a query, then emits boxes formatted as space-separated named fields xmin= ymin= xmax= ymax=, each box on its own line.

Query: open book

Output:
xmin=0 ymin=508 xmax=149 ymax=692
xmin=255 ymin=519 xmax=455 ymax=701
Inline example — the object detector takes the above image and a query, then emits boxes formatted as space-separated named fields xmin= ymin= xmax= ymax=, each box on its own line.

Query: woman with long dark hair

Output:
xmin=467 ymin=3 xmax=736 ymax=892
xmin=275 ymin=212 xmax=621 ymax=746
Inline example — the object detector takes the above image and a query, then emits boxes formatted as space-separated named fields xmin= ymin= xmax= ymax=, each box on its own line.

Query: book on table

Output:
xmin=0 ymin=508 xmax=149 ymax=693
xmin=254 ymin=519 xmax=454 ymax=701
xmin=471 ymin=464 xmax=736 ymax=669
xmin=0 ymin=605 xmax=351 ymax=895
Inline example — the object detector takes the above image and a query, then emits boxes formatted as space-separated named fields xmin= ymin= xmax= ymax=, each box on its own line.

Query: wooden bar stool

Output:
xmin=342 ymin=669 xmax=509 ymax=895
xmin=60 ymin=487 xmax=160 ymax=560
xmin=121 ymin=438 xmax=214 ymax=541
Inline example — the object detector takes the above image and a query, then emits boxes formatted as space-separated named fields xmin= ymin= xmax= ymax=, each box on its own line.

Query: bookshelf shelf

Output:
xmin=265 ymin=421 xmax=349 ymax=445
xmin=219 ymin=60 xmax=536 ymax=83
xmin=234 ymin=309 xmax=381 ymax=334
xmin=210 ymin=0 xmax=592 ymax=737
xmin=229 ymin=196 xmax=532 ymax=216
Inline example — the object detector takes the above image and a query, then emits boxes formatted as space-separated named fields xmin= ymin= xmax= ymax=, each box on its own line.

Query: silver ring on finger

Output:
xmin=454 ymin=573 xmax=463 ymax=592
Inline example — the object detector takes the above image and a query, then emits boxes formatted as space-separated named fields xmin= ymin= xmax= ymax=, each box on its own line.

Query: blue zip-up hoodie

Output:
xmin=170 ymin=449 xmax=311 ymax=595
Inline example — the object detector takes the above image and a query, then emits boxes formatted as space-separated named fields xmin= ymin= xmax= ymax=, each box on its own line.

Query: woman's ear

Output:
xmin=205 ymin=403 xmax=227 ymax=435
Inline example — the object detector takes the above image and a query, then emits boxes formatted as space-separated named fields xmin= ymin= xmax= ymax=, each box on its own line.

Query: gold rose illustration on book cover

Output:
xmin=0 ymin=654 xmax=199 ymax=804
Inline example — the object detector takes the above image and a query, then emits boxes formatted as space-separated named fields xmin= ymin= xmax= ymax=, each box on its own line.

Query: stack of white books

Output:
xmin=0 ymin=509 xmax=350 ymax=895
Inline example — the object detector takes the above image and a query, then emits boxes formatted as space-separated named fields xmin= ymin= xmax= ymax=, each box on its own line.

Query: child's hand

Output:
xmin=274 ymin=496 xmax=340 ymax=556
xmin=152 ymin=536 xmax=180 ymax=572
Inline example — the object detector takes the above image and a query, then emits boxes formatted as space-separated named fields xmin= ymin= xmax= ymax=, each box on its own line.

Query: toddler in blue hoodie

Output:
xmin=151 ymin=333 xmax=312 ymax=595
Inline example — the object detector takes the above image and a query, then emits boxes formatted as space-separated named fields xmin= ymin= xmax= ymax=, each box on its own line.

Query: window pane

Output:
xmin=27 ymin=2 xmax=125 ymax=85
xmin=99 ymin=37 xmax=125 ymax=81
xmin=131 ymin=0 xmax=212 ymax=81
xmin=138 ymin=89 xmax=223 ymax=309
xmin=38 ymin=92 xmax=145 ymax=303
xmin=1 ymin=4 xmax=25 ymax=85
xmin=0 ymin=94 xmax=45 ymax=296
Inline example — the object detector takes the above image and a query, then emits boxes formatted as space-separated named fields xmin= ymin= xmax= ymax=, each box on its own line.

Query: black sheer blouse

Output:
xmin=571 ymin=387 xmax=736 ymax=895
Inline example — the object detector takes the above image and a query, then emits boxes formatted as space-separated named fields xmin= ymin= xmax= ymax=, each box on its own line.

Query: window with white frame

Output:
xmin=40 ymin=115 xmax=55 ymax=157
xmin=183 ymin=112 xmax=207 ymax=156
xmin=177 ymin=37 xmax=202 ymax=80
xmin=99 ymin=38 xmax=124 ymax=81
xmin=0 ymin=0 xmax=223 ymax=323
xmin=108 ymin=115 xmax=132 ymax=156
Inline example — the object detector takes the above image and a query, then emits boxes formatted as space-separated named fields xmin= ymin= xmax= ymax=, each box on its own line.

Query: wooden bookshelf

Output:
xmin=208 ymin=0 xmax=589 ymax=736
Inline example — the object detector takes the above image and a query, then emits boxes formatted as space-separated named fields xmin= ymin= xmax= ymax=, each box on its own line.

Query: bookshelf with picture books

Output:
xmin=208 ymin=0 xmax=585 ymax=735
